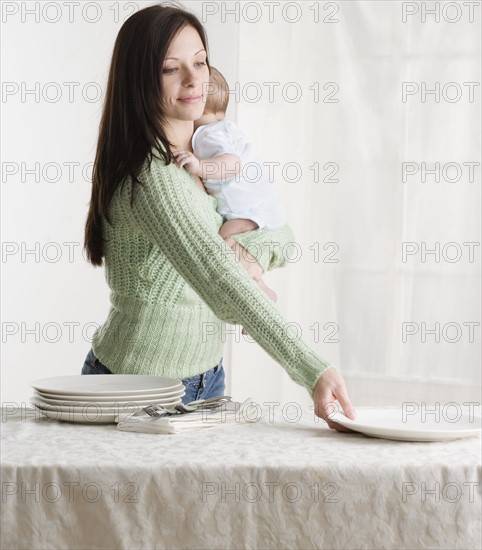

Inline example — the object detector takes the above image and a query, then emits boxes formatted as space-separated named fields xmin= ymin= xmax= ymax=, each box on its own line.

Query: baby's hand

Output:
xmin=173 ymin=150 xmax=201 ymax=176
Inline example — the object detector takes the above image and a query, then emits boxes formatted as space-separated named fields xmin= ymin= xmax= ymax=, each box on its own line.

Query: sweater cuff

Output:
xmin=292 ymin=346 xmax=336 ymax=397
xmin=309 ymin=364 xmax=336 ymax=399
xmin=229 ymin=223 xmax=296 ymax=272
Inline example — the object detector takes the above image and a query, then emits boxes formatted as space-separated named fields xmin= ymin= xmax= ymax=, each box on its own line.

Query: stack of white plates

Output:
xmin=29 ymin=375 xmax=185 ymax=424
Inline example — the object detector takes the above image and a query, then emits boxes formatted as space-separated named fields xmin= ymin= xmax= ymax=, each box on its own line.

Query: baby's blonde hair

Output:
xmin=204 ymin=66 xmax=229 ymax=115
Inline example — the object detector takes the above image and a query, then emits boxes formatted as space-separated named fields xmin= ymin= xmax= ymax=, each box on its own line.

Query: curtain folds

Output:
xmin=227 ymin=1 xmax=480 ymax=405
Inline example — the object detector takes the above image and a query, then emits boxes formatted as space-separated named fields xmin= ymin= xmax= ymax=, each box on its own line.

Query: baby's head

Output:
xmin=194 ymin=66 xmax=229 ymax=129
xmin=205 ymin=66 xmax=229 ymax=115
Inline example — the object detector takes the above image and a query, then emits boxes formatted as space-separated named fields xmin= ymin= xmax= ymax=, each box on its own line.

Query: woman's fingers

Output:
xmin=334 ymin=385 xmax=356 ymax=420
xmin=316 ymin=396 xmax=339 ymax=422
xmin=318 ymin=399 xmax=356 ymax=432
xmin=312 ymin=368 xmax=357 ymax=432
xmin=325 ymin=417 xmax=356 ymax=432
xmin=316 ymin=399 xmax=347 ymax=432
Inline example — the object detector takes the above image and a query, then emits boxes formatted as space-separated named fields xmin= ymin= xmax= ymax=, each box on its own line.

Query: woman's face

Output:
xmin=161 ymin=25 xmax=210 ymax=123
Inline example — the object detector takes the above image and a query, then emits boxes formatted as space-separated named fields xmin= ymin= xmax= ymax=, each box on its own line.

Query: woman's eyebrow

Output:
xmin=165 ymin=49 xmax=206 ymax=60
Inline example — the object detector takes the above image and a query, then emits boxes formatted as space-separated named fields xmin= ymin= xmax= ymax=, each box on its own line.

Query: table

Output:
xmin=1 ymin=405 xmax=480 ymax=550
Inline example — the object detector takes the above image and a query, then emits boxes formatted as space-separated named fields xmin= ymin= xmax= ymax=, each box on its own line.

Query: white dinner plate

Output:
xmin=331 ymin=407 xmax=482 ymax=441
xmin=30 ymin=375 xmax=183 ymax=396
xmin=34 ymin=387 xmax=185 ymax=403
xmin=34 ymin=406 xmax=117 ymax=424
xmin=30 ymin=395 xmax=183 ymax=411
xmin=30 ymin=396 xmax=182 ymax=415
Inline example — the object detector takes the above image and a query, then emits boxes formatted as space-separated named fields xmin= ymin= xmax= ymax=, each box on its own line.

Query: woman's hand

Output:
xmin=312 ymin=368 xmax=357 ymax=432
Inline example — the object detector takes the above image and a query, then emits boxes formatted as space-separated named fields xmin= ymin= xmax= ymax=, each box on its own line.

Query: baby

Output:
xmin=173 ymin=67 xmax=286 ymax=327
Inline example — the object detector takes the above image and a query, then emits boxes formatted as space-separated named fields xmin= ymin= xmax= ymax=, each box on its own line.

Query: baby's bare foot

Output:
xmin=262 ymin=285 xmax=277 ymax=303
xmin=257 ymin=278 xmax=277 ymax=302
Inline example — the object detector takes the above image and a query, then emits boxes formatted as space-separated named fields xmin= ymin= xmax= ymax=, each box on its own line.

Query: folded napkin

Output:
xmin=116 ymin=398 xmax=255 ymax=434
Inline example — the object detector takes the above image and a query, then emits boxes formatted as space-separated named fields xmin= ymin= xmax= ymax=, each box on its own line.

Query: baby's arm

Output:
xmin=220 ymin=219 xmax=258 ymax=240
xmin=173 ymin=150 xmax=241 ymax=181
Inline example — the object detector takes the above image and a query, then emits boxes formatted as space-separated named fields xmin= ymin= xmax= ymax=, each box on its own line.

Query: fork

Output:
xmin=135 ymin=396 xmax=232 ymax=418
xmin=176 ymin=396 xmax=232 ymax=413
xmin=133 ymin=404 xmax=173 ymax=418
xmin=187 ymin=395 xmax=232 ymax=407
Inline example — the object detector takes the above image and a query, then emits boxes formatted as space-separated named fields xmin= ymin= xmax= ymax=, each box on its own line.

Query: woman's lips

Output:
xmin=178 ymin=96 xmax=202 ymax=104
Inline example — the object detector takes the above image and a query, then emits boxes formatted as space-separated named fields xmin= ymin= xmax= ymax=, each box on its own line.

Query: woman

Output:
xmin=82 ymin=3 xmax=355 ymax=430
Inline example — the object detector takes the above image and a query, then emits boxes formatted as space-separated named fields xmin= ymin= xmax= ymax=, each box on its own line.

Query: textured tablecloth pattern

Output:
xmin=1 ymin=406 xmax=480 ymax=549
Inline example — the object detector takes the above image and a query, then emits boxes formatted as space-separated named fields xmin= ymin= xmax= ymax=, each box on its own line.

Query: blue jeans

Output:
xmin=81 ymin=349 xmax=225 ymax=404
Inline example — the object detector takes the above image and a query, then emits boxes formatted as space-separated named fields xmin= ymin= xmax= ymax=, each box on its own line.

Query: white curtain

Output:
xmin=226 ymin=1 xmax=481 ymax=406
xmin=2 ymin=0 xmax=478 ymax=408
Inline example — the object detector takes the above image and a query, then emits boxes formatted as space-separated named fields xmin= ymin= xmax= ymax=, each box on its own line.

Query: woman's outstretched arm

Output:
xmin=126 ymin=154 xmax=351 ymax=415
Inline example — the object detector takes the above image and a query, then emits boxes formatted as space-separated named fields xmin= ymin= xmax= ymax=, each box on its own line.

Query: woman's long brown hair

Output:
xmin=84 ymin=2 xmax=210 ymax=266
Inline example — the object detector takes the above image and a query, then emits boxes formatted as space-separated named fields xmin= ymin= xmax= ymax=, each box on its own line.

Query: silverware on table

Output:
xmin=132 ymin=395 xmax=232 ymax=419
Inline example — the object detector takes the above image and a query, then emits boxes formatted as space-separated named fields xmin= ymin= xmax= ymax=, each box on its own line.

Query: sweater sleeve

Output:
xmin=228 ymin=224 xmax=295 ymax=272
xmin=126 ymin=156 xmax=334 ymax=396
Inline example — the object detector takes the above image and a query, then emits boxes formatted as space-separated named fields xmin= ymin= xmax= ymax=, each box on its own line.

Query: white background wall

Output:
xmin=2 ymin=1 xmax=481 ymax=410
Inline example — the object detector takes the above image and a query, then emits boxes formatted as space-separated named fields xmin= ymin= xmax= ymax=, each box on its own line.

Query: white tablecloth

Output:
xmin=1 ymin=406 xmax=480 ymax=550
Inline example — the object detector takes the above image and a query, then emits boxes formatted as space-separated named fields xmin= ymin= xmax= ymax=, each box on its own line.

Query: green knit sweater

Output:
xmin=92 ymin=146 xmax=334 ymax=396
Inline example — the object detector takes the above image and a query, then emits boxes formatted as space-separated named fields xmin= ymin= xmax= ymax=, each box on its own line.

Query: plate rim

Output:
xmin=331 ymin=410 xmax=482 ymax=440
xmin=30 ymin=374 xmax=184 ymax=395
xmin=34 ymin=388 xmax=185 ymax=402
xmin=35 ymin=407 xmax=116 ymax=423
xmin=31 ymin=394 xmax=185 ymax=408
xmin=30 ymin=397 xmax=182 ymax=413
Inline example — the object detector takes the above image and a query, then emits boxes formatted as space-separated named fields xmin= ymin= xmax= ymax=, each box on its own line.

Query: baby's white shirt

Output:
xmin=191 ymin=120 xmax=286 ymax=231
